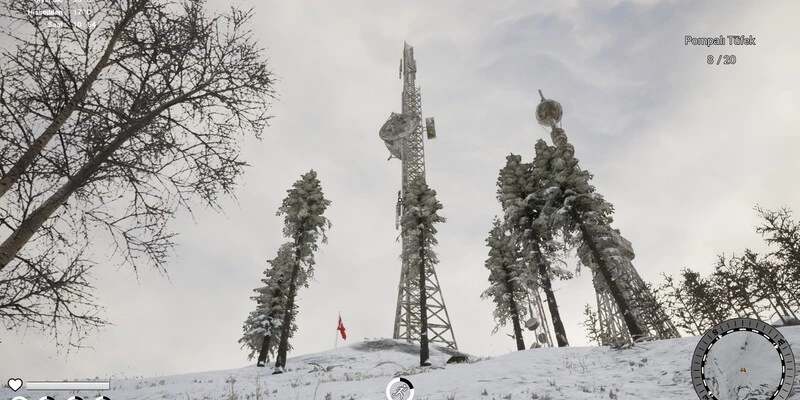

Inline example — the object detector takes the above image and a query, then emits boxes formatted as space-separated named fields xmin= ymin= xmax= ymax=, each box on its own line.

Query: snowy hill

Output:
xmin=4 ymin=329 xmax=799 ymax=400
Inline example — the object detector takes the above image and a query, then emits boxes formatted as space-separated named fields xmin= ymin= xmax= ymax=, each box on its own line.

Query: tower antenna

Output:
xmin=534 ymin=91 xmax=680 ymax=345
xmin=378 ymin=42 xmax=457 ymax=349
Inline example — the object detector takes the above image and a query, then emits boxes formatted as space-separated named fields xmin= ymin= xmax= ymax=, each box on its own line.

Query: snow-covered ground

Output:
xmin=4 ymin=327 xmax=799 ymax=400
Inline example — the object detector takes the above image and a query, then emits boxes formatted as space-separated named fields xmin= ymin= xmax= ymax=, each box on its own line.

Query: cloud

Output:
xmin=3 ymin=0 xmax=799 ymax=381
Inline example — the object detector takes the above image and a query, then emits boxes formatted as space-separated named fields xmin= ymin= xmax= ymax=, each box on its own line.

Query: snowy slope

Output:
xmin=4 ymin=327 xmax=799 ymax=400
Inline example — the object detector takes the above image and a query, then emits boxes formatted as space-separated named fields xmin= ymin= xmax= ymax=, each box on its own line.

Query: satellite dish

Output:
xmin=537 ymin=332 xmax=549 ymax=344
xmin=525 ymin=317 xmax=540 ymax=331
xmin=379 ymin=112 xmax=420 ymax=160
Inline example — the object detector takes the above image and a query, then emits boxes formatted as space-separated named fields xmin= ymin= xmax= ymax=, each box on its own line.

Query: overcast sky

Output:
xmin=3 ymin=0 xmax=800 ymax=382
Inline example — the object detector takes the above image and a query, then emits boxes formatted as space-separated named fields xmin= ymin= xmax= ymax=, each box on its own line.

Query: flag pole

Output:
xmin=335 ymin=312 xmax=340 ymax=349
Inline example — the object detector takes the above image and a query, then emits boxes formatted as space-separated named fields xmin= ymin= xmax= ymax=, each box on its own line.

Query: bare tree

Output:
xmin=0 ymin=0 xmax=149 ymax=199
xmin=0 ymin=0 xmax=275 ymax=345
xmin=0 ymin=235 xmax=106 ymax=348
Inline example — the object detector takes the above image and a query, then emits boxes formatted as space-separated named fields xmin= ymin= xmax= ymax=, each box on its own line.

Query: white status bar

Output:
xmin=26 ymin=381 xmax=110 ymax=390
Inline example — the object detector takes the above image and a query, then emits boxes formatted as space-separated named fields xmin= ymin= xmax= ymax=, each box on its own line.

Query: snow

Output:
xmin=704 ymin=331 xmax=783 ymax=399
xmin=4 ymin=330 xmax=797 ymax=399
xmin=773 ymin=315 xmax=800 ymax=327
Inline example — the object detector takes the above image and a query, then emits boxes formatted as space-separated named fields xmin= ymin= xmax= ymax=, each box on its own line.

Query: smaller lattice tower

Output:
xmin=378 ymin=42 xmax=458 ymax=349
xmin=523 ymin=289 xmax=554 ymax=349
xmin=534 ymin=91 xmax=680 ymax=344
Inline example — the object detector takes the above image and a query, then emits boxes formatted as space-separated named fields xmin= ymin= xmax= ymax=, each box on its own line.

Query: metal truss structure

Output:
xmin=536 ymin=91 xmax=680 ymax=345
xmin=379 ymin=42 xmax=457 ymax=350
xmin=525 ymin=287 xmax=554 ymax=348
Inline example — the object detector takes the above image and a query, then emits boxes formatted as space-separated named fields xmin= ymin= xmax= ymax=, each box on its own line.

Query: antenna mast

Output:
xmin=535 ymin=91 xmax=680 ymax=345
xmin=378 ymin=42 xmax=456 ymax=349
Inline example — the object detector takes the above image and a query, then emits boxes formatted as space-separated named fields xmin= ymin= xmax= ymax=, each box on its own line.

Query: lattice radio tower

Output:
xmin=378 ymin=42 xmax=458 ymax=349
xmin=535 ymin=91 xmax=680 ymax=345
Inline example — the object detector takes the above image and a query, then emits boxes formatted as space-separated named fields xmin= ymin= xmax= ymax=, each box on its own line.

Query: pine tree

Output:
xmin=239 ymin=243 xmax=306 ymax=366
xmin=497 ymin=153 xmax=571 ymax=347
xmin=532 ymin=137 xmax=649 ymax=340
xmin=482 ymin=218 xmax=529 ymax=350
xmin=680 ymin=268 xmax=727 ymax=331
xmin=627 ymin=281 xmax=676 ymax=336
xmin=401 ymin=178 xmax=445 ymax=366
xmin=710 ymin=254 xmax=762 ymax=319
xmin=743 ymin=250 xmax=797 ymax=323
xmin=657 ymin=206 xmax=800 ymax=333
xmin=755 ymin=207 xmax=800 ymax=317
xmin=273 ymin=170 xmax=331 ymax=373
xmin=581 ymin=304 xmax=611 ymax=346
xmin=658 ymin=273 xmax=706 ymax=336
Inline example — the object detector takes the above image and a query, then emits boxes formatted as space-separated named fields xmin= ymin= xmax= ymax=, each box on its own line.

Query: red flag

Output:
xmin=337 ymin=315 xmax=347 ymax=340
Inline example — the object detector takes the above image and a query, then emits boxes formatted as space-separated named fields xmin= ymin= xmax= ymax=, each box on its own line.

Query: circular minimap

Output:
xmin=691 ymin=318 xmax=795 ymax=400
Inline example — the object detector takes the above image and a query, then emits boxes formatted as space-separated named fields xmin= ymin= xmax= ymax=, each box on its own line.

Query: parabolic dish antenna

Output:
xmin=525 ymin=317 xmax=540 ymax=331
xmin=379 ymin=112 xmax=421 ymax=159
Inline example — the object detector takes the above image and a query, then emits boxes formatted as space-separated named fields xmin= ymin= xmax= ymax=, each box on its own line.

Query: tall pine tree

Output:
xmin=531 ymin=137 xmax=649 ymax=340
xmin=401 ymin=178 xmax=445 ymax=366
xmin=273 ymin=170 xmax=331 ymax=373
xmin=482 ymin=218 xmax=529 ymax=350
xmin=239 ymin=243 xmax=305 ymax=366
xmin=497 ymin=153 xmax=571 ymax=347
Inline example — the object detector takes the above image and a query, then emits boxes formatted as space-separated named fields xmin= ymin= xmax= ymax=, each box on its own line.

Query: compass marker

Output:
xmin=690 ymin=318 xmax=795 ymax=400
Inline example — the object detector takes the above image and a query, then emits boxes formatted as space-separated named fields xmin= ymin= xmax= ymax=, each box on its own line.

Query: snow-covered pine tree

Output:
xmin=531 ymin=137 xmax=649 ymax=341
xmin=482 ymin=217 xmax=529 ymax=351
xmin=239 ymin=243 xmax=306 ymax=366
xmin=273 ymin=170 xmax=331 ymax=374
xmin=497 ymin=153 xmax=572 ymax=347
xmin=400 ymin=177 xmax=445 ymax=366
